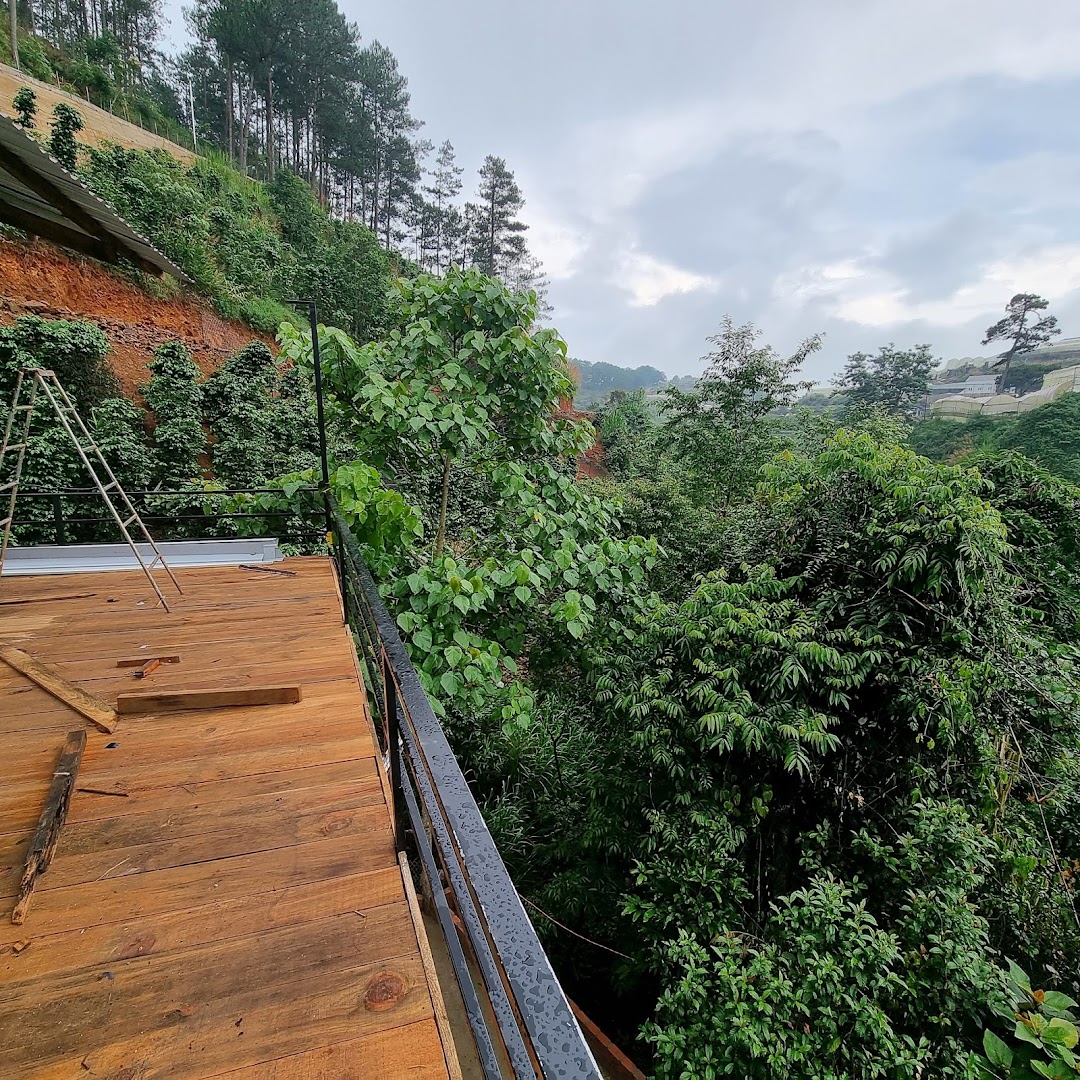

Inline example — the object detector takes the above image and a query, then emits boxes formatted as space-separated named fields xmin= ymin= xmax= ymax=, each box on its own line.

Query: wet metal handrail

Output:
xmin=327 ymin=491 xmax=601 ymax=1080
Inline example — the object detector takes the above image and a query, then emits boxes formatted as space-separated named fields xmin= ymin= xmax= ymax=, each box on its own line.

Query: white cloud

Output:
xmin=785 ymin=243 xmax=1080 ymax=330
xmin=521 ymin=207 xmax=588 ymax=281
xmin=616 ymin=250 xmax=722 ymax=308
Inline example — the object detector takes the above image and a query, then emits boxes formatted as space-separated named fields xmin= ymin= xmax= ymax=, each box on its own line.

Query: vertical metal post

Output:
xmin=305 ymin=302 xmax=331 ymax=498
xmin=289 ymin=299 xmax=342 ymax=608
xmin=382 ymin=651 xmax=405 ymax=853
xmin=52 ymin=494 xmax=65 ymax=545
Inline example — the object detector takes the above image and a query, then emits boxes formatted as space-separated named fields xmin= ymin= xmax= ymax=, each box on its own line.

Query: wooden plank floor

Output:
xmin=0 ymin=557 xmax=455 ymax=1079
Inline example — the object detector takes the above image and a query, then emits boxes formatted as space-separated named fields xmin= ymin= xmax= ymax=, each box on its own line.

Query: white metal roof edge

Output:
xmin=0 ymin=537 xmax=282 ymax=576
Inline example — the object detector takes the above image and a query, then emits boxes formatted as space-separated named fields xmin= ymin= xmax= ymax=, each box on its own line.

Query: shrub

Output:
xmin=13 ymin=87 xmax=37 ymax=130
xmin=48 ymin=103 xmax=84 ymax=170
xmin=239 ymin=297 xmax=296 ymax=335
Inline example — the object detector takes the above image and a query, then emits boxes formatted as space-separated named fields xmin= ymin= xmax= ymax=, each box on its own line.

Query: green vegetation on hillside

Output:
xmin=910 ymin=394 xmax=1080 ymax=483
xmin=573 ymin=358 xmax=668 ymax=408
xmin=4 ymin=290 xmax=1080 ymax=1078
xmin=5 ymin=0 xmax=549 ymax=301
xmin=79 ymin=146 xmax=392 ymax=340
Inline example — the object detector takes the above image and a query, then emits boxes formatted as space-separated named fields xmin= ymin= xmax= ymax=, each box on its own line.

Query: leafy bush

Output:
xmin=141 ymin=340 xmax=204 ymax=487
xmin=17 ymin=36 xmax=54 ymax=82
xmin=980 ymin=962 xmax=1079 ymax=1078
xmin=0 ymin=315 xmax=116 ymax=410
xmin=13 ymin=87 xmax=37 ymax=129
xmin=48 ymin=103 xmax=84 ymax=170
xmin=239 ymin=297 xmax=296 ymax=335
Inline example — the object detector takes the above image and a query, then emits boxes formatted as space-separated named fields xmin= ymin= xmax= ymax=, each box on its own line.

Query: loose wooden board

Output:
xmin=10 ymin=730 xmax=85 ymax=925
xmin=116 ymin=685 xmax=303 ymax=714
xmin=0 ymin=644 xmax=117 ymax=733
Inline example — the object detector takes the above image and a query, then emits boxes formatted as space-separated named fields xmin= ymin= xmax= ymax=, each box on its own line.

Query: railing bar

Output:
xmin=398 ymin=773 xmax=505 ymax=1080
xmin=11 ymin=512 xmax=324 ymax=526
xmin=396 ymin=705 xmax=537 ymax=1076
xmin=328 ymin=501 xmax=600 ymax=1079
xmin=14 ymin=487 xmax=323 ymax=498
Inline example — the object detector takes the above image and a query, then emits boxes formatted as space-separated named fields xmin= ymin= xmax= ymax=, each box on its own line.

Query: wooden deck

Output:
xmin=0 ymin=557 xmax=456 ymax=1079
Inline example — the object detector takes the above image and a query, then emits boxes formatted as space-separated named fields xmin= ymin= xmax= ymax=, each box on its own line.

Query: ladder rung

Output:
xmin=103 ymin=481 xmax=120 ymax=492
xmin=13 ymin=404 xmax=33 ymax=412
xmin=3 ymin=443 xmax=26 ymax=452
xmin=0 ymin=480 xmax=16 ymax=492
xmin=122 ymin=514 xmax=139 ymax=528
xmin=0 ymin=516 xmax=12 ymax=529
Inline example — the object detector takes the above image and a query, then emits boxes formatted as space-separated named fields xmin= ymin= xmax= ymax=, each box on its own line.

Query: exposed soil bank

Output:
xmin=0 ymin=237 xmax=270 ymax=395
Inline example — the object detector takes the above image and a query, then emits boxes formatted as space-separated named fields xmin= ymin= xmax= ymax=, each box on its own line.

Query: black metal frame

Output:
xmin=8 ymin=487 xmax=326 ymax=547
xmin=327 ymin=490 xmax=601 ymax=1080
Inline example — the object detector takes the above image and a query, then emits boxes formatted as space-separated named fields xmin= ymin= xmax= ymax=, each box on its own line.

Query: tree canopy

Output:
xmin=983 ymin=293 xmax=1061 ymax=392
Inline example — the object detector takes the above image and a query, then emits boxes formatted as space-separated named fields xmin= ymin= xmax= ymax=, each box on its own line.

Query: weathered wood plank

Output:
xmin=116 ymin=685 xmax=303 ymax=714
xmin=0 ymin=902 xmax=416 ymax=1015
xmin=0 ymin=644 xmax=117 ymax=732
xmin=209 ymin=1019 xmax=449 ymax=1079
xmin=0 ymin=868 xmax=404 ymax=986
xmin=10 ymin=730 xmax=85 ymax=925
xmin=399 ymin=850 xmax=462 ymax=1080
xmin=1 ymin=942 xmax=430 ymax=1077
xmin=0 ymin=802 xmax=389 ymax=899
xmin=0 ymin=834 xmax=392 ymax=945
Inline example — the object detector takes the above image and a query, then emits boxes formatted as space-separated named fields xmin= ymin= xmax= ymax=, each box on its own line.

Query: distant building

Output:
xmin=927 ymin=373 xmax=997 ymax=400
xmin=930 ymin=364 xmax=1080 ymax=418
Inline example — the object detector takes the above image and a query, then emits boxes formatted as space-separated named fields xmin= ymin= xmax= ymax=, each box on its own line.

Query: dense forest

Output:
xmin=4 ymin=279 xmax=1080 ymax=1077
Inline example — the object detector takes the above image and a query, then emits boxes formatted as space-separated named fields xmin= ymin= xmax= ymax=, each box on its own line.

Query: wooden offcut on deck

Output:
xmin=0 ymin=557 xmax=456 ymax=1079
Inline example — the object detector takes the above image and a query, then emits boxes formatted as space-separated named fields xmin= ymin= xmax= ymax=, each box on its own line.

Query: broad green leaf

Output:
xmin=983 ymin=1030 xmax=1012 ymax=1068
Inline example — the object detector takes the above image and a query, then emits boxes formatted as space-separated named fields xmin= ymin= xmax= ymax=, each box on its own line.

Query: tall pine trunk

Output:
xmin=265 ymin=71 xmax=275 ymax=180
xmin=226 ymin=60 xmax=234 ymax=162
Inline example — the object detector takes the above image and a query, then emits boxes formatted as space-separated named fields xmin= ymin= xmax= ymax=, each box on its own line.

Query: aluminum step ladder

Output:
xmin=1 ymin=368 xmax=183 ymax=611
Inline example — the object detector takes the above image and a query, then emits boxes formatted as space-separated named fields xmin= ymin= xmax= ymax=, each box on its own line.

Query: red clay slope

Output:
xmin=0 ymin=237 xmax=271 ymax=396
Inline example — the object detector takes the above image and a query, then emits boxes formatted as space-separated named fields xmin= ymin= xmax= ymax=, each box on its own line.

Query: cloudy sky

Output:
xmin=164 ymin=0 xmax=1080 ymax=381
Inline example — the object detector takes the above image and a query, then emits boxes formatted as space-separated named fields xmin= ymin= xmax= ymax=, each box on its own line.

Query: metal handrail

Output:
xmin=6 ymin=487 xmax=325 ymax=547
xmin=327 ymin=490 xmax=601 ymax=1080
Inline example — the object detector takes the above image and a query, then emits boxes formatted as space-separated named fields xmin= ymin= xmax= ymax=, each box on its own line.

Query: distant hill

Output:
xmin=572 ymin=359 xmax=669 ymax=408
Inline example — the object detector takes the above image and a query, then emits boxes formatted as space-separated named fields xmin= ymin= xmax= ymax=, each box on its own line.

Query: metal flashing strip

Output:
xmin=1 ymin=537 xmax=281 ymax=575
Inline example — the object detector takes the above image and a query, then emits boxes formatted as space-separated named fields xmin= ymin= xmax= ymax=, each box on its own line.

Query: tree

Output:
xmin=13 ymin=87 xmax=37 ymax=129
xmin=355 ymin=41 xmax=421 ymax=241
xmin=661 ymin=317 xmax=819 ymax=503
xmin=423 ymin=139 xmax=463 ymax=272
xmin=470 ymin=155 xmax=527 ymax=280
xmin=48 ymin=103 xmax=84 ymax=170
xmin=835 ymin=342 xmax=936 ymax=417
xmin=587 ymin=431 xmax=1080 ymax=1078
xmin=982 ymin=293 xmax=1060 ymax=392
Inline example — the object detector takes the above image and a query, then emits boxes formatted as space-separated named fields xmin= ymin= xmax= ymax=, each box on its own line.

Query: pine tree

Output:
xmin=982 ymin=293 xmax=1061 ymax=392
xmin=423 ymin=140 xmax=463 ymax=272
xmin=470 ymin=155 xmax=527 ymax=278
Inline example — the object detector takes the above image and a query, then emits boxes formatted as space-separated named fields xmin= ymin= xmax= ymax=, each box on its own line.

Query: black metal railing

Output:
xmin=327 ymin=490 xmax=601 ymax=1080
xmin=7 ymin=487 xmax=327 ymax=548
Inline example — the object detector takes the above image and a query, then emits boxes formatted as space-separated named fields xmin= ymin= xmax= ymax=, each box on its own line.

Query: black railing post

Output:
xmin=51 ymin=494 xmax=65 ymax=545
xmin=382 ymin=650 xmax=405 ymax=853
xmin=287 ymin=299 xmax=342 ymax=609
